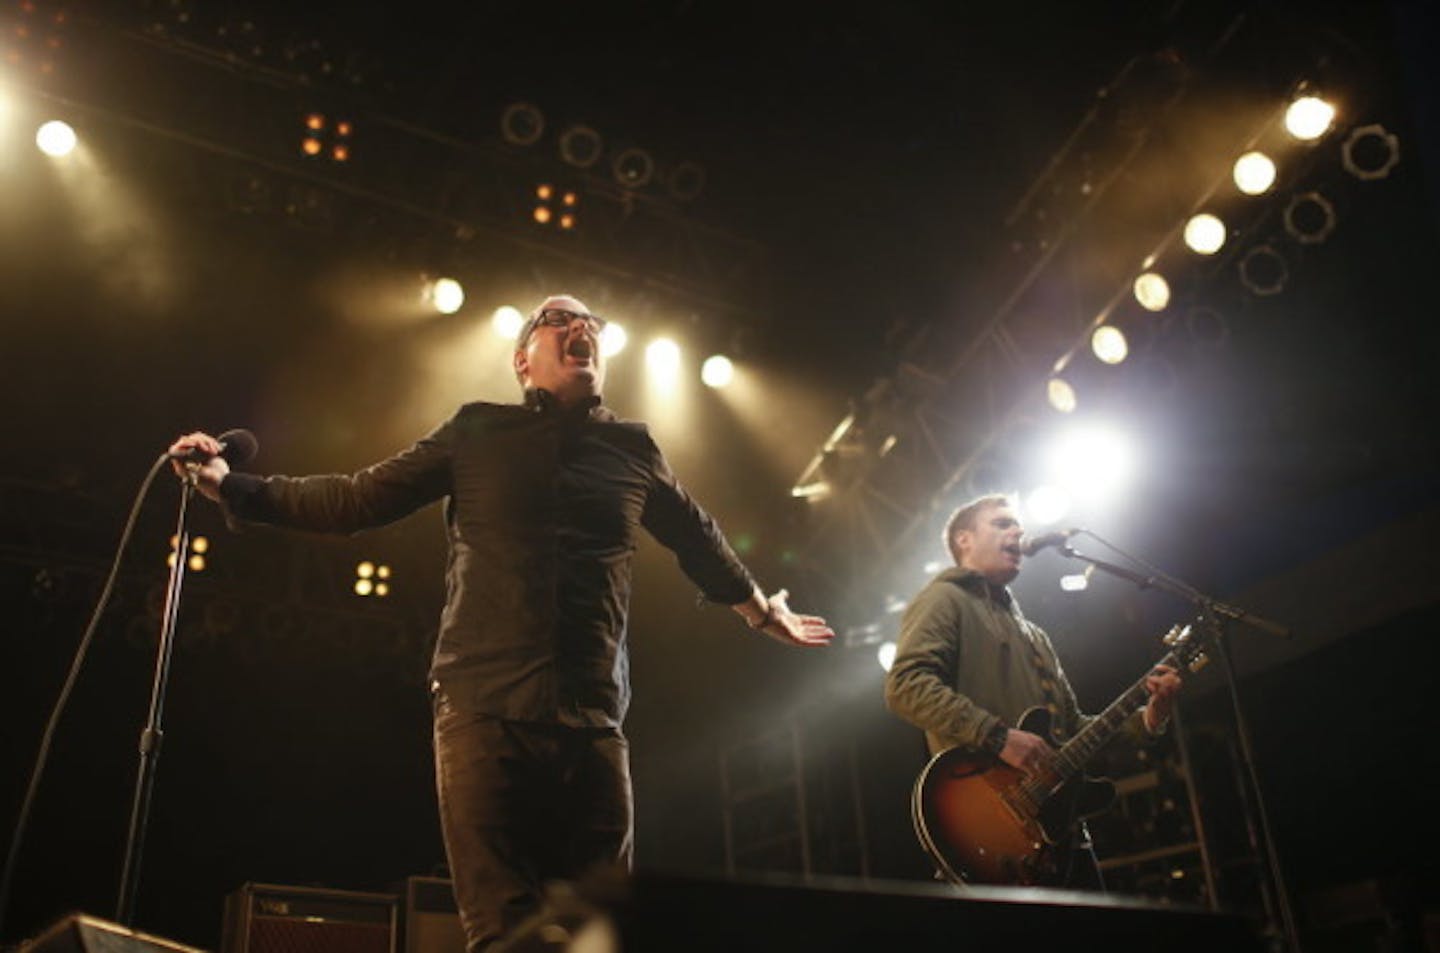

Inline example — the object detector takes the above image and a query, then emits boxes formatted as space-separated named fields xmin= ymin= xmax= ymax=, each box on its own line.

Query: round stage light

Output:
xmin=559 ymin=125 xmax=603 ymax=169
xmin=500 ymin=102 xmax=545 ymax=146
xmin=492 ymin=305 xmax=524 ymax=340
xmin=431 ymin=278 xmax=465 ymax=315
xmin=1183 ymin=213 xmax=1226 ymax=255
xmin=1341 ymin=124 xmax=1400 ymax=181
xmin=35 ymin=119 xmax=77 ymax=157
xmin=1133 ymin=272 xmax=1171 ymax=312
xmin=701 ymin=355 xmax=734 ymax=389
xmin=1048 ymin=426 xmax=1135 ymax=503
xmin=1091 ymin=325 xmax=1129 ymax=365
xmin=1285 ymin=96 xmax=1335 ymax=141
xmin=1023 ymin=485 xmax=1072 ymax=526
xmin=600 ymin=322 xmax=628 ymax=358
xmin=1046 ymin=377 xmax=1077 ymax=414
xmin=1238 ymin=245 xmax=1288 ymax=297
xmin=645 ymin=338 xmax=681 ymax=378
xmin=1233 ymin=151 xmax=1277 ymax=195
xmin=1283 ymin=192 xmax=1336 ymax=245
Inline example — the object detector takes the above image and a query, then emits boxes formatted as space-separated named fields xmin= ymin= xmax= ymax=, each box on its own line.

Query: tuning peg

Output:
xmin=1188 ymin=653 xmax=1209 ymax=674
xmin=1163 ymin=624 xmax=1190 ymax=646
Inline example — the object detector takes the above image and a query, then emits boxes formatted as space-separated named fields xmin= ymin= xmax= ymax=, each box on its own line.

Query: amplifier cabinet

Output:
xmin=221 ymin=882 xmax=397 ymax=953
xmin=398 ymin=877 xmax=465 ymax=953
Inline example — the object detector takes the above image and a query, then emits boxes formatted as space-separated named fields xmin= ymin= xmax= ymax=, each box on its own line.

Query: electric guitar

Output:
xmin=911 ymin=624 xmax=1203 ymax=886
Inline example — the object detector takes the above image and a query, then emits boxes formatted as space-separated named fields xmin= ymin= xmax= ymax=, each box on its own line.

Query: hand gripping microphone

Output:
xmin=169 ymin=429 xmax=259 ymax=467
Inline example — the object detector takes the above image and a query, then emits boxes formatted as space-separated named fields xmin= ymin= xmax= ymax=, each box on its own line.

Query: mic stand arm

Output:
xmin=116 ymin=468 xmax=196 ymax=926
xmin=1058 ymin=543 xmax=1301 ymax=953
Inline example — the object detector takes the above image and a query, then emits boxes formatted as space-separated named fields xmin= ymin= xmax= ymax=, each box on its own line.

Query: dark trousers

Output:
xmin=432 ymin=693 xmax=633 ymax=953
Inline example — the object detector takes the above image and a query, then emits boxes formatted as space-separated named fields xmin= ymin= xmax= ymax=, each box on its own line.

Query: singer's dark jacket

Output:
xmin=219 ymin=390 xmax=757 ymax=728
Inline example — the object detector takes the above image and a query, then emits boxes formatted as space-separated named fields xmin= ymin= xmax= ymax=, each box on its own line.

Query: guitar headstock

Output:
xmin=1161 ymin=623 xmax=1208 ymax=673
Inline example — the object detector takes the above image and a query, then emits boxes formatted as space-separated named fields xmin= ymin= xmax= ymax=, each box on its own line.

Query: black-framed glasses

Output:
xmin=523 ymin=308 xmax=607 ymax=342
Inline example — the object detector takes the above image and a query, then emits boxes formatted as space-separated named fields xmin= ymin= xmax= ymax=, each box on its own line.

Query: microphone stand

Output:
xmin=115 ymin=465 xmax=198 ymax=926
xmin=1055 ymin=542 xmax=1301 ymax=953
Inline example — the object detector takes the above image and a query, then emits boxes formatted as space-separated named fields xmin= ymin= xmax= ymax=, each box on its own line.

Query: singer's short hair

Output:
xmin=944 ymin=493 xmax=1014 ymax=565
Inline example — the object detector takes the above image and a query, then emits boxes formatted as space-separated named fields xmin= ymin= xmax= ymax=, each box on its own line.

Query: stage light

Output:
xmin=355 ymin=561 xmax=391 ymax=597
xmin=1046 ymin=377 xmax=1077 ymax=414
xmin=646 ymin=338 xmax=680 ymax=377
xmin=533 ymin=206 xmax=552 ymax=224
xmin=301 ymin=137 xmax=322 ymax=156
xmin=666 ymin=161 xmax=707 ymax=202
xmin=1133 ymin=272 xmax=1170 ymax=312
xmin=561 ymin=191 xmax=578 ymax=207
xmin=188 ymin=554 xmax=206 ymax=572
xmin=1233 ymin=151 xmax=1277 ymax=195
xmin=559 ymin=125 xmax=602 ymax=168
xmin=1283 ymin=191 xmax=1336 ymax=245
xmin=1285 ymin=95 xmax=1335 ymax=141
xmin=1091 ymin=325 xmax=1128 ymax=365
xmin=877 ymin=641 xmax=897 ymax=673
xmin=558 ymin=213 xmax=576 ymax=230
xmin=1239 ymin=244 xmax=1287 ymax=296
xmin=335 ymin=120 xmax=353 ymax=138
xmin=492 ymin=305 xmax=524 ymax=339
xmin=600 ymin=322 xmax=627 ymax=358
xmin=1048 ymin=426 xmax=1135 ymax=503
xmin=536 ymin=183 xmax=554 ymax=201
xmin=1060 ymin=571 xmax=1090 ymax=592
xmin=35 ymin=119 xmax=76 ymax=156
xmin=612 ymin=147 xmax=655 ymax=189
xmin=191 ymin=536 xmax=210 ymax=554
xmin=1183 ymin=213 xmax=1226 ymax=255
xmin=305 ymin=113 xmax=325 ymax=132
xmin=701 ymin=355 xmax=734 ymax=388
xmin=1341 ymin=124 xmax=1400 ymax=181
xmin=500 ymin=102 xmax=545 ymax=146
xmin=331 ymin=143 xmax=349 ymax=162
xmin=430 ymin=278 xmax=465 ymax=315
xmin=1023 ymin=485 xmax=1072 ymax=526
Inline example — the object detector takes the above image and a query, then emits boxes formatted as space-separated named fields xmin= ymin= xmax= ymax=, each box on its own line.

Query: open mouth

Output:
xmin=1003 ymin=543 xmax=1022 ymax=558
xmin=566 ymin=336 xmax=594 ymax=361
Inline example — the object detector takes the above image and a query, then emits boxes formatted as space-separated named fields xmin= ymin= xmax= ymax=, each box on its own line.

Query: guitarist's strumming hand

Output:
xmin=1142 ymin=663 xmax=1183 ymax=732
xmin=998 ymin=728 xmax=1054 ymax=776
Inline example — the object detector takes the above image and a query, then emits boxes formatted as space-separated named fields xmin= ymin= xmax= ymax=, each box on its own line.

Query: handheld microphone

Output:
xmin=169 ymin=429 xmax=259 ymax=467
xmin=1020 ymin=528 xmax=1082 ymax=557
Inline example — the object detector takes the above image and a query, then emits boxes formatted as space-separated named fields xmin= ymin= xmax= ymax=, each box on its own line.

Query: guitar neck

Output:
xmin=1050 ymin=649 xmax=1178 ymax=780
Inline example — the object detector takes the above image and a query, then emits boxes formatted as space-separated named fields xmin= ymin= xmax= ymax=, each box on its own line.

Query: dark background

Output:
xmin=2 ymin=1 xmax=1438 ymax=949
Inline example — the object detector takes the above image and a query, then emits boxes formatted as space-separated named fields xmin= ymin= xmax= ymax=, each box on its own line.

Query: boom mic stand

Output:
xmin=1053 ymin=539 xmax=1301 ymax=953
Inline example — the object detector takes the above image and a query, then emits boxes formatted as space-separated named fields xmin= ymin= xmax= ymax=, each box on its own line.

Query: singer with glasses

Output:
xmin=883 ymin=493 xmax=1181 ymax=888
xmin=168 ymin=294 xmax=834 ymax=952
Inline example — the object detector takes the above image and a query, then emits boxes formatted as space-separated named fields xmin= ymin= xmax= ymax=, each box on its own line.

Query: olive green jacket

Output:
xmin=885 ymin=567 xmax=1142 ymax=756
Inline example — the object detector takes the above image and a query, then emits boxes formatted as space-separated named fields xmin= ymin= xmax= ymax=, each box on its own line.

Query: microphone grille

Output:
xmin=217 ymin=428 xmax=259 ymax=466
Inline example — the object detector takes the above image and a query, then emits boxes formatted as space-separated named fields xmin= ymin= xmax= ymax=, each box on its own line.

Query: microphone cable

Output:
xmin=0 ymin=452 xmax=173 ymax=937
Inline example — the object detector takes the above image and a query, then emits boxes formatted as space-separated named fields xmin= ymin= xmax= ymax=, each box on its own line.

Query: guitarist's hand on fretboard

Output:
xmin=998 ymin=728 xmax=1054 ymax=776
xmin=1142 ymin=663 xmax=1183 ymax=732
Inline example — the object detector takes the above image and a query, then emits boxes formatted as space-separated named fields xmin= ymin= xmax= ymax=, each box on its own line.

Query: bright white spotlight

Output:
xmin=1091 ymin=325 xmax=1128 ymax=365
xmin=431 ymin=278 xmax=465 ymax=315
xmin=36 ymin=119 xmax=77 ymax=157
xmin=701 ymin=354 xmax=734 ymax=389
xmin=1285 ymin=96 xmax=1335 ymax=141
xmin=600 ymin=322 xmax=627 ymax=358
xmin=1046 ymin=377 xmax=1077 ymax=414
xmin=1023 ymin=485 xmax=1072 ymax=526
xmin=645 ymin=338 xmax=681 ymax=381
xmin=1233 ymin=151 xmax=1277 ymax=195
xmin=491 ymin=305 xmax=524 ymax=339
xmin=1183 ymin=213 xmax=1226 ymax=255
xmin=1049 ymin=426 xmax=1135 ymax=503
xmin=1133 ymin=272 xmax=1170 ymax=312
xmin=877 ymin=641 xmax=897 ymax=673
xmin=1060 ymin=573 xmax=1090 ymax=593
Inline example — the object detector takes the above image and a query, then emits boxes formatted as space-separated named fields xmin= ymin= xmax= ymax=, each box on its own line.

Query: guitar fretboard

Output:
xmin=1050 ymin=648 xmax=1181 ymax=781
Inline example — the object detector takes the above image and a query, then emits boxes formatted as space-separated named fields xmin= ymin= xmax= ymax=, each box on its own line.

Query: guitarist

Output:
xmin=883 ymin=493 xmax=1182 ymax=888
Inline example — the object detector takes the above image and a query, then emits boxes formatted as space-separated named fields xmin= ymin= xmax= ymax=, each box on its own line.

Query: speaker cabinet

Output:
xmin=19 ymin=914 xmax=204 ymax=953
xmin=221 ymin=883 xmax=396 ymax=953
xmin=398 ymin=877 xmax=465 ymax=953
